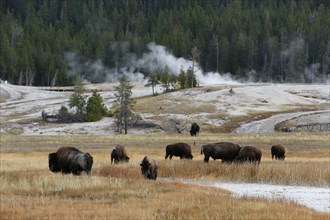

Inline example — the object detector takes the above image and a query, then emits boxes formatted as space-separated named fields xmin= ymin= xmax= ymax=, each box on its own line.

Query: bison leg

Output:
xmin=165 ymin=153 xmax=169 ymax=160
xmin=169 ymin=155 xmax=173 ymax=160
xmin=76 ymin=170 xmax=82 ymax=175
xmin=203 ymin=156 xmax=209 ymax=163
xmin=151 ymin=173 xmax=157 ymax=180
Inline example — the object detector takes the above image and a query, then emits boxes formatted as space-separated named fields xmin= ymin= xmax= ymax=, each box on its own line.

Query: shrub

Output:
xmin=84 ymin=90 xmax=107 ymax=122
xmin=58 ymin=105 xmax=68 ymax=115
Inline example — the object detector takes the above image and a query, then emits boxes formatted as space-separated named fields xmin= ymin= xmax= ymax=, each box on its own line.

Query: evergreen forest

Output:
xmin=1 ymin=0 xmax=330 ymax=86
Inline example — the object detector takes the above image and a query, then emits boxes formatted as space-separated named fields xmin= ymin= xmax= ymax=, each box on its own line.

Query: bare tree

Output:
xmin=190 ymin=46 xmax=201 ymax=88
xmin=114 ymin=76 xmax=134 ymax=134
xmin=323 ymin=41 xmax=330 ymax=82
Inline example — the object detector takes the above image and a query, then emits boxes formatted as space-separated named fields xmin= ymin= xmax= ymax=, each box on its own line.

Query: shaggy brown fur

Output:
xmin=140 ymin=156 xmax=158 ymax=180
xmin=48 ymin=147 xmax=93 ymax=175
xmin=165 ymin=143 xmax=193 ymax=160
xmin=271 ymin=145 xmax=286 ymax=160
xmin=201 ymin=142 xmax=241 ymax=163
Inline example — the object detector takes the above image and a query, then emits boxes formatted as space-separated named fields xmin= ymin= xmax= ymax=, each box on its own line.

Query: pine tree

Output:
xmin=145 ymin=73 xmax=159 ymax=95
xmin=114 ymin=75 xmax=134 ymax=134
xmin=69 ymin=75 xmax=86 ymax=116
xmin=85 ymin=90 xmax=107 ymax=122
xmin=160 ymin=66 xmax=170 ymax=92
xmin=178 ymin=68 xmax=187 ymax=89
xmin=186 ymin=67 xmax=197 ymax=88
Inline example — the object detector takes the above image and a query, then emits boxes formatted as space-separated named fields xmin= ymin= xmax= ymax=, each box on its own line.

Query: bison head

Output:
xmin=48 ymin=152 xmax=60 ymax=172
xmin=189 ymin=130 xmax=194 ymax=136
xmin=84 ymin=153 xmax=94 ymax=175
xmin=140 ymin=160 xmax=151 ymax=179
xmin=279 ymin=155 xmax=286 ymax=160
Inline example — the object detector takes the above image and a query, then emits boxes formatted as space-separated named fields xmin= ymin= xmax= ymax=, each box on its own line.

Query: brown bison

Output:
xmin=200 ymin=142 xmax=241 ymax=163
xmin=271 ymin=145 xmax=286 ymax=160
xmin=165 ymin=142 xmax=193 ymax=160
xmin=235 ymin=146 xmax=262 ymax=165
xmin=48 ymin=147 xmax=93 ymax=175
xmin=111 ymin=145 xmax=130 ymax=164
xmin=190 ymin=123 xmax=200 ymax=136
xmin=140 ymin=156 xmax=158 ymax=180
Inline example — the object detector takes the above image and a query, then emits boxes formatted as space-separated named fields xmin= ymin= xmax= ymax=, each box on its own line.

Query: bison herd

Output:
xmin=48 ymin=141 xmax=286 ymax=180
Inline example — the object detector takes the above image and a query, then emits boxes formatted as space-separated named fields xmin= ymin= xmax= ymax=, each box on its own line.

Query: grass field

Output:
xmin=0 ymin=132 xmax=329 ymax=219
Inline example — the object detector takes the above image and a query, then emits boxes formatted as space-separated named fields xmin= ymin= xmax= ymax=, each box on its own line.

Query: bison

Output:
xmin=140 ymin=156 xmax=158 ymax=180
xmin=235 ymin=146 xmax=262 ymax=165
xmin=48 ymin=147 xmax=93 ymax=175
xmin=271 ymin=145 xmax=286 ymax=160
xmin=200 ymin=142 xmax=241 ymax=163
xmin=111 ymin=144 xmax=130 ymax=164
xmin=165 ymin=142 xmax=193 ymax=160
xmin=190 ymin=123 xmax=200 ymax=136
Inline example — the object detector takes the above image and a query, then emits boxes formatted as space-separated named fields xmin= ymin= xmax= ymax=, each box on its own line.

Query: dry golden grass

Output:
xmin=134 ymin=92 xmax=217 ymax=115
xmin=0 ymin=133 xmax=329 ymax=219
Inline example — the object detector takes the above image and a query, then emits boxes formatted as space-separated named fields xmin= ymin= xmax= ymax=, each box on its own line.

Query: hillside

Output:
xmin=1 ymin=82 xmax=329 ymax=135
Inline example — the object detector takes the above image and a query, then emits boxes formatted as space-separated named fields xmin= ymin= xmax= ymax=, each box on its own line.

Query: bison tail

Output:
xmin=200 ymin=146 xmax=204 ymax=155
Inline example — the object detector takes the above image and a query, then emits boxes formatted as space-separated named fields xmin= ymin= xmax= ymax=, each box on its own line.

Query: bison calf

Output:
xmin=271 ymin=145 xmax=286 ymax=160
xmin=165 ymin=142 xmax=193 ymax=160
xmin=235 ymin=146 xmax=262 ymax=165
xmin=111 ymin=145 xmax=130 ymax=164
xmin=140 ymin=156 xmax=158 ymax=180
xmin=48 ymin=147 xmax=93 ymax=175
xmin=200 ymin=142 xmax=241 ymax=163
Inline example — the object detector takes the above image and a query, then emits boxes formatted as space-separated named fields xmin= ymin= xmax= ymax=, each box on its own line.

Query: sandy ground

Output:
xmin=1 ymin=82 xmax=329 ymax=135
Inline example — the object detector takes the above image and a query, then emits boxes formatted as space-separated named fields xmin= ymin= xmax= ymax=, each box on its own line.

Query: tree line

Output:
xmin=1 ymin=0 xmax=329 ymax=86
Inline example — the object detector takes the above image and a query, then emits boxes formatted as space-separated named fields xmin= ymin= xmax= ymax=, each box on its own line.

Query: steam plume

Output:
xmin=65 ymin=42 xmax=238 ymax=85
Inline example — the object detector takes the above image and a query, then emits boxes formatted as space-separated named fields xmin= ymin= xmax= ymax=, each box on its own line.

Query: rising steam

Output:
xmin=65 ymin=42 xmax=238 ymax=85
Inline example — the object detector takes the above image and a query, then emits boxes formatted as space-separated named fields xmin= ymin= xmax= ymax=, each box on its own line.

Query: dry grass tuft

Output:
xmin=97 ymin=165 xmax=142 ymax=179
